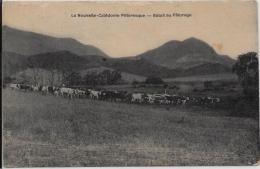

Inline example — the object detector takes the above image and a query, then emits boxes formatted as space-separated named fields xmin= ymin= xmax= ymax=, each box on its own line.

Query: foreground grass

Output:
xmin=2 ymin=89 xmax=259 ymax=166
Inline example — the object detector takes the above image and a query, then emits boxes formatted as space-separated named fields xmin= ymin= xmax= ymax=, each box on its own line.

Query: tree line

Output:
xmin=64 ymin=70 xmax=122 ymax=86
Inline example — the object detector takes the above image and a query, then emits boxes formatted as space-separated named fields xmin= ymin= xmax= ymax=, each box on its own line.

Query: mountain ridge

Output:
xmin=2 ymin=25 xmax=109 ymax=58
xmin=136 ymin=37 xmax=235 ymax=69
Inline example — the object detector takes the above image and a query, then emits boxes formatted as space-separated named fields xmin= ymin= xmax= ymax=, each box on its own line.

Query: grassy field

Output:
xmin=2 ymin=88 xmax=259 ymax=167
xmin=164 ymin=73 xmax=238 ymax=83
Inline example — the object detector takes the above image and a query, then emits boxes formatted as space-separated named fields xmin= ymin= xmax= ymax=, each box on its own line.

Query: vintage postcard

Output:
xmin=2 ymin=0 xmax=259 ymax=167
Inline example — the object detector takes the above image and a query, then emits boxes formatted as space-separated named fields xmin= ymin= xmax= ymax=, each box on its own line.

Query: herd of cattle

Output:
xmin=8 ymin=83 xmax=221 ymax=106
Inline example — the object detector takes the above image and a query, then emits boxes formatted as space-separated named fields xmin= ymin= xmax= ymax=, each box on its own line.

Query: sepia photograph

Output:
xmin=2 ymin=1 xmax=259 ymax=167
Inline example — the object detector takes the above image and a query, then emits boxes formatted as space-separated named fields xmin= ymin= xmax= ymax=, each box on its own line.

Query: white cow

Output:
xmin=73 ymin=89 xmax=86 ymax=98
xmin=54 ymin=90 xmax=60 ymax=97
xmin=9 ymin=83 xmax=19 ymax=90
xmin=89 ymin=90 xmax=100 ymax=100
xmin=60 ymin=87 xmax=74 ymax=98
xmin=146 ymin=94 xmax=155 ymax=104
xmin=32 ymin=85 xmax=39 ymax=92
xmin=131 ymin=93 xmax=143 ymax=103
xmin=41 ymin=86 xmax=48 ymax=95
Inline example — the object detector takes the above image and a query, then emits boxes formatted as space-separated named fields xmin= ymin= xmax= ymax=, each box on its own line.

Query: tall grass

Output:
xmin=2 ymin=89 xmax=259 ymax=166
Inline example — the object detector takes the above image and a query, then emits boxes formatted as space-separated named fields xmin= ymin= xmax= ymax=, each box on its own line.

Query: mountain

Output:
xmin=24 ymin=51 xmax=176 ymax=78
xmin=2 ymin=25 xmax=108 ymax=58
xmin=136 ymin=37 xmax=235 ymax=69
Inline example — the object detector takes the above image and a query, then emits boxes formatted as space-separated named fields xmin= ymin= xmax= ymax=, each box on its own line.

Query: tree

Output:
xmin=204 ymin=81 xmax=213 ymax=89
xmin=83 ymin=71 xmax=99 ymax=86
xmin=233 ymin=52 xmax=258 ymax=99
xmin=64 ymin=71 xmax=82 ymax=86
xmin=27 ymin=57 xmax=41 ymax=85
xmin=3 ymin=76 xmax=14 ymax=84
xmin=83 ymin=70 xmax=122 ymax=86
xmin=109 ymin=70 xmax=122 ymax=85
xmin=145 ymin=76 xmax=164 ymax=84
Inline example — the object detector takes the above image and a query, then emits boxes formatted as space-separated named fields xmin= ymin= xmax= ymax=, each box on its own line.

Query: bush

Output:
xmin=144 ymin=76 xmax=164 ymax=84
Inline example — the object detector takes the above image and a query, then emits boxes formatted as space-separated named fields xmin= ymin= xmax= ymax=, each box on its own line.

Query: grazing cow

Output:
xmin=38 ymin=85 xmax=43 ymax=92
xmin=60 ymin=87 xmax=74 ymax=98
xmin=125 ymin=93 xmax=133 ymax=103
xmin=99 ymin=90 xmax=113 ymax=101
xmin=89 ymin=90 xmax=100 ymax=100
xmin=152 ymin=94 xmax=167 ymax=104
xmin=52 ymin=87 xmax=60 ymax=97
xmin=214 ymin=98 xmax=221 ymax=103
xmin=41 ymin=86 xmax=49 ymax=95
xmin=32 ymin=85 xmax=40 ymax=92
xmin=9 ymin=83 xmax=19 ymax=90
xmin=190 ymin=97 xmax=199 ymax=105
xmin=19 ymin=84 xmax=32 ymax=91
xmin=208 ymin=97 xmax=221 ymax=104
xmin=73 ymin=89 xmax=86 ymax=98
xmin=112 ymin=91 xmax=127 ymax=102
xmin=165 ymin=95 xmax=179 ymax=105
xmin=47 ymin=86 xmax=55 ymax=95
xmin=161 ymin=94 xmax=172 ymax=104
xmin=144 ymin=94 xmax=155 ymax=104
xmin=54 ymin=89 xmax=60 ymax=97
xmin=131 ymin=93 xmax=143 ymax=103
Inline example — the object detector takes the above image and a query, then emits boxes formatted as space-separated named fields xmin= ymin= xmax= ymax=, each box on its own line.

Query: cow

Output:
xmin=73 ymin=89 xmax=86 ymax=98
xmin=214 ymin=97 xmax=221 ymax=103
xmin=32 ymin=85 xmax=40 ymax=92
xmin=144 ymin=94 xmax=155 ymax=104
xmin=89 ymin=90 xmax=100 ymax=100
xmin=208 ymin=97 xmax=221 ymax=104
xmin=131 ymin=93 xmax=143 ymax=103
xmin=125 ymin=93 xmax=133 ymax=103
xmin=165 ymin=95 xmax=180 ymax=105
xmin=54 ymin=89 xmax=60 ymax=97
xmin=9 ymin=83 xmax=20 ymax=90
xmin=99 ymin=90 xmax=114 ymax=101
xmin=112 ymin=91 xmax=127 ymax=102
xmin=60 ymin=87 xmax=74 ymax=98
xmin=47 ymin=86 xmax=55 ymax=95
xmin=19 ymin=84 xmax=32 ymax=91
xmin=152 ymin=94 xmax=167 ymax=104
xmin=41 ymin=86 xmax=49 ymax=95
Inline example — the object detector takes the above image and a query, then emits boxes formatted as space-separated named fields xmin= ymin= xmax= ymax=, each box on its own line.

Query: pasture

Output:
xmin=164 ymin=73 xmax=238 ymax=83
xmin=3 ymin=88 xmax=259 ymax=166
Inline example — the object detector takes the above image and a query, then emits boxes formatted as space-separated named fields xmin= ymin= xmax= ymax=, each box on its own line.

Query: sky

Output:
xmin=2 ymin=1 xmax=258 ymax=58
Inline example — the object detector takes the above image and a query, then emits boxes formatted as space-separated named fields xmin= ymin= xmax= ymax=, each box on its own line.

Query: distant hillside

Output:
xmin=25 ymin=51 xmax=176 ymax=78
xmin=2 ymin=25 xmax=108 ymax=57
xmin=136 ymin=37 xmax=235 ymax=69
xmin=103 ymin=58 xmax=179 ymax=78
xmin=180 ymin=63 xmax=232 ymax=76
xmin=26 ymin=51 xmax=93 ymax=71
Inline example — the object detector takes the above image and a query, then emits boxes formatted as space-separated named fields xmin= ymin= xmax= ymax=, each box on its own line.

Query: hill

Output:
xmin=103 ymin=58 xmax=177 ymax=78
xmin=136 ymin=37 xmax=235 ymax=69
xmin=2 ymin=25 xmax=108 ymax=57
xmin=25 ymin=51 xmax=177 ymax=78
